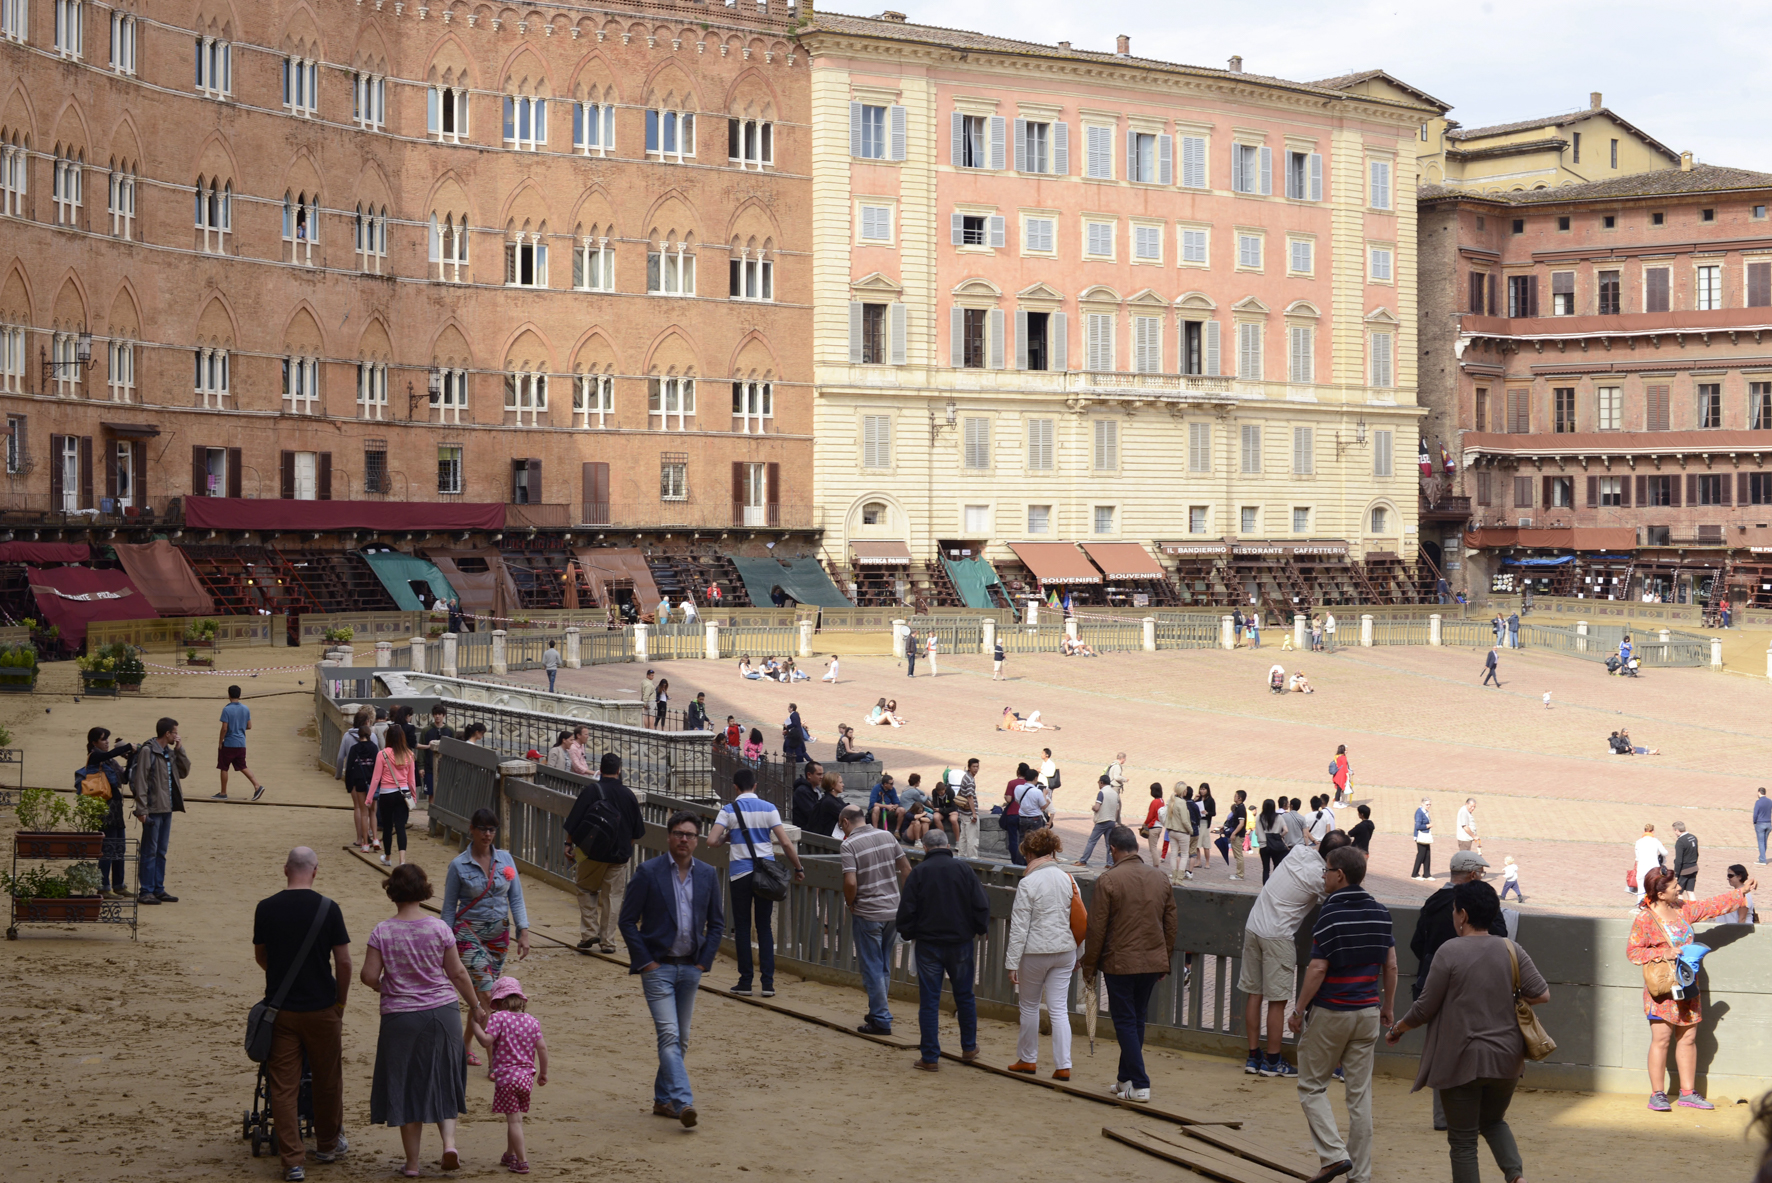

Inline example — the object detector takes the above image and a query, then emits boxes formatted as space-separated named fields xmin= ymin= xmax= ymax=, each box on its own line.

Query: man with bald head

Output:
xmin=253 ymin=848 xmax=352 ymax=1181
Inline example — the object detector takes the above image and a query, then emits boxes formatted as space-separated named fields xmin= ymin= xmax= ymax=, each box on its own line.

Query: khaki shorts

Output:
xmin=1237 ymin=930 xmax=1297 ymax=1002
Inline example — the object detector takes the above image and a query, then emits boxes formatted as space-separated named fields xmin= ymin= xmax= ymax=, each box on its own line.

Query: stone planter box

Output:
xmin=14 ymin=831 xmax=104 ymax=860
xmin=0 ymin=670 xmax=37 ymax=692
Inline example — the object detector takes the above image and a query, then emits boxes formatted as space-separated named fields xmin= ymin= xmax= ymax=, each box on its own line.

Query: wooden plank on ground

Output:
xmin=951 ymin=1055 xmax=1240 ymax=1127
xmin=1139 ymin=1124 xmax=1315 ymax=1179
xmin=1103 ymin=1127 xmax=1301 ymax=1183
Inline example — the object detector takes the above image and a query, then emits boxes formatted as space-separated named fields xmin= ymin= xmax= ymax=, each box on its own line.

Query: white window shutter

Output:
xmin=989 ymin=116 xmax=1006 ymax=170
xmin=1309 ymin=152 xmax=1323 ymax=201
xmin=951 ymin=111 xmax=964 ymax=166
xmin=1204 ymin=320 xmax=1220 ymax=376
xmin=1126 ymin=129 xmax=1136 ymax=181
xmin=1012 ymin=118 xmax=1026 ymax=171
xmin=1230 ymin=144 xmax=1244 ymax=192
xmin=1182 ymin=136 xmax=1204 ymax=188
xmin=950 ymin=306 xmax=964 ymax=367
xmin=988 ymin=215 xmax=1005 ymax=248
xmin=1053 ymin=121 xmax=1069 ymax=175
xmin=850 ymin=101 xmax=863 ymax=156
xmin=889 ymin=105 xmax=907 ymax=161
xmin=1158 ymin=134 xmax=1173 ymax=185
xmin=849 ymin=301 xmax=864 ymax=364
xmin=988 ymin=308 xmax=1005 ymax=369
xmin=1015 ymin=308 xmax=1029 ymax=370
xmin=427 ymin=86 xmax=440 ymax=133
xmin=890 ymin=302 xmax=908 ymax=365
xmin=428 ymin=214 xmax=440 ymax=262
xmin=951 ymin=211 xmax=964 ymax=245
xmin=1051 ymin=311 xmax=1068 ymax=371
xmin=1259 ymin=146 xmax=1273 ymax=195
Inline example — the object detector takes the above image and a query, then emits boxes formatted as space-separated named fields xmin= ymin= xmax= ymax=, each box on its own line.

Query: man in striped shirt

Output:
xmin=708 ymin=769 xmax=806 ymax=998
xmin=1286 ymin=845 xmax=1396 ymax=1183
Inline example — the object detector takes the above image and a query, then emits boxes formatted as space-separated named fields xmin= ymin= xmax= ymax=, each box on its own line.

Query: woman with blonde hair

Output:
xmin=1004 ymin=826 xmax=1078 ymax=1081
xmin=1162 ymin=783 xmax=1194 ymax=884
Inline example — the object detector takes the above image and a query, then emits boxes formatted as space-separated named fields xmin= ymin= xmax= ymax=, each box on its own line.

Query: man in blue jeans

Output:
xmin=896 ymin=830 xmax=989 ymax=1069
xmin=129 ymin=716 xmax=190 ymax=905
xmin=1755 ymin=787 xmax=1771 ymax=865
xmin=1081 ymin=826 xmax=1177 ymax=1103
xmin=618 ymin=811 xmax=724 ymax=1129
xmin=839 ymin=804 xmax=911 ymax=1035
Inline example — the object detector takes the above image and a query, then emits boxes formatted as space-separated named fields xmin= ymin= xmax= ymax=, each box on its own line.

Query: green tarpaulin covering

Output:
xmin=727 ymin=554 xmax=852 ymax=608
xmin=942 ymin=556 xmax=1003 ymax=610
xmin=361 ymin=550 xmax=458 ymax=611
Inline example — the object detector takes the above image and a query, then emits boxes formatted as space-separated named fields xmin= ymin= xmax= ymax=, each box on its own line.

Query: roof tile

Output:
xmin=1420 ymin=163 xmax=1772 ymax=206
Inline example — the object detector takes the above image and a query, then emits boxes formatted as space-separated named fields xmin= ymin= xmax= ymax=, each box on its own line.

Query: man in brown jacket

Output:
xmin=1081 ymin=824 xmax=1178 ymax=1103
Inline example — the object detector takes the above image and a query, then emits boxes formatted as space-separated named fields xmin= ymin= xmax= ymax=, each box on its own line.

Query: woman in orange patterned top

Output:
xmin=1626 ymin=865 xmax=1754 ymax=1112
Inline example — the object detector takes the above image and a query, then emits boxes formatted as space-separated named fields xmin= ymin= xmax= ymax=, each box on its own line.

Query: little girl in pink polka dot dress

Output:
xmin=472 ymin=976 xmax=548 ymax=1174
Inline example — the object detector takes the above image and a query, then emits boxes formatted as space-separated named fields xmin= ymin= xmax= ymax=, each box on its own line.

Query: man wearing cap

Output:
xmin=1409 ymin=849 xmax=1510 ymax=1130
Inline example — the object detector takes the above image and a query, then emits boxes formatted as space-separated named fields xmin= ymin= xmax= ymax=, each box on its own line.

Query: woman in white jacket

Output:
xmin=1163 ymin=784 xmax=1195 ymax=884
xmin=1005 ymin=827 xmax=1079 ymax=1080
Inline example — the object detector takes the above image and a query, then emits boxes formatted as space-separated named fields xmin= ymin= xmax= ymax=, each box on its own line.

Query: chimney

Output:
xmin=1228 ymin=54 xmax=1243 ymax=73
xmin=1056 ymin=40 xmax=1070 ymax=50
xmin=1116 ymin=33 xmax=1130 ymax=56
xmin=878 ymin=9 xmax=905 ymax=20
xmin=1589 ymin=91 xmax=1602 ymax=110
xmin=1680 ymin=150 xmax=1694 ymax=172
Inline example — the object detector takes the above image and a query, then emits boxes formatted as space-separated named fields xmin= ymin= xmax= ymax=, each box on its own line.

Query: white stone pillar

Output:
xmin=440 ymin=632 xmax=458 ymax=678
xmin=409 ymin=636 xmax=426 ymax=674
xmin=704 ymin=621 xmax=720 ymax=661
xmin=1360 ymin=614 xmax=1375 ymax=647
xmin=320 ymin=658 xmax=339 ymax=699
xmin=564 ymin=626 xmax=582 ymax=669
xmin=892 ymin=619 xmax=907 ymax=661
xmin=1142 ymin=616 xmax=1157 ymax=652
xmin=1429 ymin=614 xmax=1442 ymax=646
xmin=1711 ymin=637 xmax=1723 ymax=668
xmin=1659 ymin=629 xmax=1670 ymax=644
xmin=798 ymin=618 xmax=814 ymax=658
xmin=981 ymin=617 xmax=997 ymax=656
xmin=1576 ymin=619 xmax=1588 ymax=653
xmin=1765 ymin=642 xmax=1772 ymax=680
xmin=1065 ymin=617 xmax=1079 ymax=641
xmin=331 ymin=645 xmax=354 ymax=668
xmin=491 ymin=629 xmax=508 ymax=676
xmin=1220 ymin=615 xmax=1235 ymax=650
xmin=1026 ymin=601 xmax=1039 ymax=628
xmin=633 ymin=622 xmax=650 ymax=664
xmin=374 ymin=640 xmax=392 ymax=668
xmin=1294 ymin=613 xmax=1307 ymax=650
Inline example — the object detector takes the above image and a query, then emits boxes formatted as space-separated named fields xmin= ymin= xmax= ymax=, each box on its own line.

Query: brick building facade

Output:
xmin=0 ymin=0 xmax=810 ymax=537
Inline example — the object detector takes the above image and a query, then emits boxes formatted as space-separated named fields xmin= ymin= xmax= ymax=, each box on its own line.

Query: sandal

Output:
xmin=500 ymin=1154 xmax=516 ymax=1168
xmin=507 ymin=1163 xmax=529 ymax=1175
xmin=400 ymin=1169 xmax=421 ymax=1179
xmin=466 ymin=1052 xmax=482 ymax=1066
xmin=439 ymin=1150 xmax=460 ymax=1172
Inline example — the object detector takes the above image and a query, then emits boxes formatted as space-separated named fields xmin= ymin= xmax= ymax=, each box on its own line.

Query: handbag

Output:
xmin=80 ymin=767 xmax=113 ymax=800
xmin=1068 ymin=875 xmax=1088 ymax=945
xmin=1047 ymin=768 xmax=1062 ymax=791
xmin=1641 ymin=910 xmax=1680 ymax=999
xmin=734 ymin=798 xmax=791 ymax=903
xmin=1507 ymin=940 xmax=1556 ymax=1061
xmin=1415 ymin=831 xmax=1433 ymax=844
xmin=246 ymin=898 xmax=334 ymax=1063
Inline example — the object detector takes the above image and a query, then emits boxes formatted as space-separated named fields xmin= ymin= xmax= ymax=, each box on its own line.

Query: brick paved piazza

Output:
xmin=544 ymin=640 xmax=1771 ymax=916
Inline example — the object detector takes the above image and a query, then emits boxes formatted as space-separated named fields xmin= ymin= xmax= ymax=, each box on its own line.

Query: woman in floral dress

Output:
xmin=1626 ymin=865 xmax=1755 ymax=1111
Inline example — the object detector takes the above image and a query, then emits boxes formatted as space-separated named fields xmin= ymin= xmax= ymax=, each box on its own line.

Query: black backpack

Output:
xmin=565 ymin=780 xmax=627 ymax=865
xmin=344 ymin=739 xmax=380 ymax=790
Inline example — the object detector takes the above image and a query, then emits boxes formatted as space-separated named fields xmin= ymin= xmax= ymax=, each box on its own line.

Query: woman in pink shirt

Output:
xmin=369 ymin=725 xmax=419 ymax=867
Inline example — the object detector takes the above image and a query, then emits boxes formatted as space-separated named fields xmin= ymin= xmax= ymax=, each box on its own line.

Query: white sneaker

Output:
xmin=380 ymin=854 xmax=391 ymax=866
xmin=1230 ymin=874 xmax=1245 ymax=881
xmin=1108 ymin=1080 xmax=1129 ymax=1098
xmin=1183 ymin=871 xmax=1194 ymax=880
xmin=1128 ymin=1087 xmax=1151 ymax=1103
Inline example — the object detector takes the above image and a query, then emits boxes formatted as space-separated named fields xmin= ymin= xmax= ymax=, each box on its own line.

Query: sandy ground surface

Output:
xmin=0 ymin=646 xmax=1763 ymax=1182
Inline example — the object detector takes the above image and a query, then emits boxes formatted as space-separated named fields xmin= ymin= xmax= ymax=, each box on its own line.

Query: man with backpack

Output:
xmin=342 ymin=724 xmax=382 ymax=853
xmin=130 ymin=716 xmax=190 ymax=905
xmin=564 ymin=752 xmax=646 ymax=954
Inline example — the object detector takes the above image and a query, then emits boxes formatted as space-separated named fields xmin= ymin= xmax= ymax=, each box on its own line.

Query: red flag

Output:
xmin=1440 ymin=441 xmax=1455 ymax=474
xmin=1418 ymin=438 xmax=1433 ymax=476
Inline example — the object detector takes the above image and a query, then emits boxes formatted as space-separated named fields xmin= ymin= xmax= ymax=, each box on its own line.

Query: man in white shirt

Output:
xmin=1307 ymin=797 xmax=1335 ymax=845
xmin=1037 ymin=748 xmax=1057 ymax=796
xmin=1075 ymin=774 xmax=1121 ymax=867
xmin=1324 ymin=614 xmax=1338 ymax=648
xmin=1634 ymin=823 xmax=1668 ymax=899
xmin=1456 ymin=799 xmax=1479 ymax=852
xmin=1239 ymin=831 xmax=1355 ymax=1077
xmin=1107 ymin=752 xmax=1127 ymax=798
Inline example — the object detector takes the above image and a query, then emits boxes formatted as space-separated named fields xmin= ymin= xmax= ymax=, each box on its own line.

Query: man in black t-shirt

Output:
xmin=1349 ymin=804 xmax=1375 ymax=854
xmin=252 ymin=847 xmax=352 ymax=1180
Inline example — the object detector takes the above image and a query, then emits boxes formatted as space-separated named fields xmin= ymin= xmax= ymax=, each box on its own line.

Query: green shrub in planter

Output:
xmin=16 ymin=787 xmax=71 ymax=832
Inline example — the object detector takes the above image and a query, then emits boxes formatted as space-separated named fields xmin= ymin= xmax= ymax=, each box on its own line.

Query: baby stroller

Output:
xmin=242 ymin=1055 xmax=314 ymax=1158
xmin=1623 ymin=657 xmax=1641 ymax=678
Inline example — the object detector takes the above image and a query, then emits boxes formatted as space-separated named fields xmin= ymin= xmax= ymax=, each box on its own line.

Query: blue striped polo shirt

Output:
xmin=716 ymin=793 xmax=781 ymax=881
xmin=1309 ymin=886 xmax=1394 ymax=1011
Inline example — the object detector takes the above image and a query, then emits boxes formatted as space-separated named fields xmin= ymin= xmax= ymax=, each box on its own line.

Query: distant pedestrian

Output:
xmin=1076 ymin=773 xmax=1120 ymax=867
xmin=1221 ymin=789 xmax=1248 ymax=880
xmin=791 ymin=760 xmax=824 ymax=831
xmin=1240 ymin=832 xmax=1354 ymax=1077
xmin=640 ymin=669 xmax=657 ymax=730
xmin=1481 ymin=648 xmax=1500 ymax=687
xmin=1507 ymin=611 xmax=1520 ymax=648
xmin=418 ymin=705 xmax=453 ymax=802
xmin=1233 ymin=608 xmax=1245 ymax=647
xmin=708 ymin=768 xmax=806 ymax=998
xmin=1249 ymin=613 xmax=1262 ymax=649
xmin=952 ymin=760 xmax=981 ymax=857
xmin=369 ymin=726 xmax=419 ymax=868
xmin=1082 ymin=825 xmax=1177 ymax=1103
xmin=1289 ymin=846 xmax=1396 ymax=1183
xmin=1456 ymin=798 xmax=1479 ymax=853
xmin=1754 ymin=788 xmax=1770 ymax=865
xmin=443 ymin=808 xmax=533 ymax=1065
xmin=1500 ymin=855 xmax=1523 ymax=902
xmin=1325 ymin=613 xmax=1338 ymax=649
xmin=1140 ymin=783 xmax=1164 ymax=867
xmin=1409 ymin=850 xmax=1508 ymax=1131
xmin=1542 ymin=690 xmax=1552 ymax=710
xmin=653 ymin=678 xmax=670 ymax=730
xmin=82 ymin=727 xmax=135 ymax=899
xmin=1005 ymin=826 xmax=1078 ymax=1080
xmin=1330 ymin=745 xmax=1350 ymax=807
xmin=1634 ymin=823 xmax=1667 ymax=899
xmin=1349 ymin=804 xmax=1374 ymax=854
xmin=898 ymin=830 xmax=989 ymax=1070
xmin=1282 ymin=796 xmax=1308 ymax=851
xmin=781 ymin=702 xmax=809 ymax=764
xmin=1195 ymin=784 xmax=1217 ymax=869
xmin=925 ymin=632 xmax=939 ymax=677
xmin=212 ymin=684 xmax=265 ymax=802
xmin=905 ymin=629 xmax=918 ymax=677
xmin=1671 ymin=821 xmax=1698 ymax=893
xmin=684 ymin=692 xmax=710 ymax=733
xmin=542 ymin=641 xmax=559 ymax=693
xmin=130 ymin=716 xmax=189 ymax=906
xmin=1256 ymin=799 xmax=1284 ymax=883
xmin=992 ymin=636 xmax=1006 ymax=680
xmin=617 ymin=811 xmax=723 ymax=1128
xmin=1411 ymin=798 xmax=1434 ymax=880
xmin=1164 ymin=783 xmax=1195 ymax=884
xmin=839 ymin=805 xmax=912 ymax=1035
xmin=564 ymin=753 xmax=645 ymax=955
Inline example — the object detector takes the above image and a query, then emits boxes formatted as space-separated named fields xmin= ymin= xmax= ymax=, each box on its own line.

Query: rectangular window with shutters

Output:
xmin=1238 ymin=323 xmax=1263 ymax=380
xmin=1753 ymin=382 xmax=1772 ymax=430
xmin=1292 ymin=507 xmax=1310 ymax=533
xmin=1368 ymin=159 xmax=1392 ymax=209
xmin=1507 ymin=274 xmax=1537 ymax=317
xmin=1188 ymin=422 xmax=1211 ymax=473
xmin=510 ymin=457 xmax=542 ymax=505
xmin=957 ymin=214 xmax=987 ymax=247
xmin=963 ymin=505 xmax=991 ymax=534
xmin=1026 ymin=418 xmax=1054 ymax=470
xmin=1749 ymin=261 xmax=1772 ymax=308
xmin=1475 ymin=388 xmax=1488 ymax=431
xmin=1027 ymin=505 xmax=1051 ymax=534
xmin=1696 ymin=265 xmax=1722 ymax=311
xmin=1230 ymin=143 xmax=1269 ymax=195
xmin=1085 ymin=125 xmax=1114 ymax=179
xmin=1180 ymin=135 xmax=1207 ymax=188
xmin=1369 ymin=332 xmax=1392 ymax=388
xmin=862 ymin=415 xmax=892 ymax=468
xmin=1288 ymin=325 xmax=1313 ymax=383
xmin=1237 ymin=234 xmax=1263 ymax=270
xmin=1085 ymin=221 xmax=1114 ymax=259
xmin=1643 ymin=474 xmax=1674 ymax=506
xmin=1289 ymin=239 xmax=1313 ymax=274
xmin=1180 ymin=227 xmax=1209 ymax=266
xmin=1552 ymin=271 xmax=1575 ymax=315
xmin=1086 ymin=313 xmax=1115 ymax=372
xmin=1180 ymin=321 xmax=1205 ymax=375
xmin=1548 ymin=476 xmax=1573 ymax=508
xmin=1696 ymin=474 xmax=1724 ymax=505
xmin=1369 ymin=246 xmax=1393 ymax=282
xmin=1284 ymin=150 xmax=1323 ymax=200
xmin=1599 ymin=270 xmax=1622 ymax=315
xmin=1373 ymin=429 xmax=1393 ymax=477
xmin=1750 ymin=474 xmax=1772 ymax=505
xmin=1092 ymin=419 xmax=1117 ymax=471
xmin=955 ymin=114 xmax=989 ymax=169
xmin=1469 ymin=272 xmax=1488 ymax=315
xmin=860 ymin=304 xmax=888 ymax=364
xmin=963 ymin=416 xmax=990 ymax=469
xmin=1475 ymin=471 xmax=1492 ymax=506
xmin=1598 ymin=386 xmax=1621 ymax=430
xmin=1646 ymin=384 xmax=1670 ymax=432
xmin=1019 ymin=120 xmax=1051 ymax=173
xmin=960 ymin=308 xmax=987 ymax=369
xmin=1240 ymin=506 xmax=1259 ymax=534
xmin=1514 ymin=476 xmax=1533 ymax=508
xmin=1094 ymin=505 xmax=1116 ymax=535
xmin=1241 ymin=424 xmax=1261 ymax=473
xmin=854 ymin=104 xmax=886 ymax=158
xmin=1506 ymin=388 xmax=1530 ymax=433
xmin=1645 ymin=267 xmax=1671 ymax=313
xmin=1133 ymin=316 xmax=1161 ymax=374
xmin=1023 ymin=310 xmax=1050 ymax=371
xmin=859 ymin=205 xmax=893 ymax=242
xmin=1189 ymin=506 xmax=1209 ymax=535
xmin=1598 ymin=476 xmax=1623 ymax=506
xmin=1698 ymin=383 xmax=1722 ymax=428
xmin=1024 ymin=216 xmax=1055 ymax=254
xmin=1554 ymin=387 xmax=1576 ymax=432
xmin=1133 ymin=224 xmax=1162 ymax=262
xmin=1127 ymin=132 xmax=1160 ymax=184
xmin=1292 ymin=426 xmax=1313 ymax=475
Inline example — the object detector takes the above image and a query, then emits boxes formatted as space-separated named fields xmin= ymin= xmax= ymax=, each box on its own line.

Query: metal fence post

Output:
xmin=634 ymin=622 xmax=650 ymax=663
xmin=564 ymin=626 xmax=581 ymax=669
xmin=440 ymin=632 xmax=459 ymax=678
xmin=491 ymin=629 xmax=508 ymax=676
xmin=1143 ymin=616 xmax=1156 ymax=652
xmin=1220 ymin=615 xmax=1234 ymax=649
xmin=1361 ymin=614 xmax=1374 ymax=647
xmin=705 ymin=621 xmax=720 ymax=660
xmin=410 ymin=636 xmax=427 ymax=673
xmin=798 ymin=618 xmax=813 ymax=658
xmin=374 ymin=641 xmax=392 ymax=668
xmin=1429 ymin=614 xmax=1442 ymax=646
xmin=1294 ymin=613 xmax=1307 ymax=650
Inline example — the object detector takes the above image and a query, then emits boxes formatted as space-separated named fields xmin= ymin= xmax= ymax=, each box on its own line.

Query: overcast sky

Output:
xmin=844 ymin=0 xmax=1764 ymax=169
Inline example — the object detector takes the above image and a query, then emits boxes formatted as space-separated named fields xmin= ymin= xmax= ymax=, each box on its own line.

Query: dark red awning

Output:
xmin=26 ymin=566 xmax=150 ymax=646
xmin=0 ymin=542 xmax=91 ymax=563
xmin=183 ymin=498 xmax=506 ymax=532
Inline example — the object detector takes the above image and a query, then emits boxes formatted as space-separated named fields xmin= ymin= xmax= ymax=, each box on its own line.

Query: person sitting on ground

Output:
xmin=822 ymin=658 xmax=840 ymax=684
xmin=786 ymin=659 xmax=809 ymax=682
xmin=1060 ymin=637 xmax=1078 ymax=657
xmin=743 ymin=727 xmax=764 ymax=763
xmin=1268 ymin=663 xmax=1287 ymax=694
xmin=738 ymin=657 xmax=762 ymax=681
xmin=760 ymin=656 xmax=782 ymax=681
xmin=1619 ymin=728 xmax=1659 ymax=756
xmin=866 ymin=698 xmax=905 ymax=728
xmin=1289 ymin=672 xmax=1314 ymax=694
xmin=1073 ymin=640 xmax=1097 ymax=657
xmin=835 ymin=724 xmax=874 ymax=763
xmin=885 ymin=699 xmax=906 ymax=725
xmin=868 ymin=773 xmax=904 ymax=833
xmin=999 ymin=707 xmax=1029 ymax=732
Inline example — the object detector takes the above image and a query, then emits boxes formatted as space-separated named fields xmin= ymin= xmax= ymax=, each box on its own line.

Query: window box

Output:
xmin=14 ymin=831 xmax=104 ymax=860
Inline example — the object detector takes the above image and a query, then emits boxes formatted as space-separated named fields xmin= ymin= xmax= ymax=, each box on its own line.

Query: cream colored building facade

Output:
xmin=802 ymin=19 xmax=1434 ymax=578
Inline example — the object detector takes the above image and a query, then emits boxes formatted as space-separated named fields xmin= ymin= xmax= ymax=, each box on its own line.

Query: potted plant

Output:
xmin=182 ymin=618 xmax=220 ymax=648
xmin=0 ymin=642 xmax=39 ymax=692
xmin=76 ymin=650 xmax=118 ymax=694
xmin=13 ymin=787 xmax=104 ymax=861
xmin=112 ymin=644 xmax=146 ymax=692
xmin=185 ymin=647 xmax=213 ymax=669
xmin=322 ymin=625 xmax=355 ymax=645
